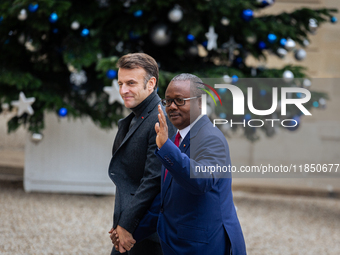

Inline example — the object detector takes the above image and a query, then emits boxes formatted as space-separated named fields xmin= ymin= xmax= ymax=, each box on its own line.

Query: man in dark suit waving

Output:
xmin=107 ymin=53 xmax=175 ymax=255
xmin=131 ymin=73 xmax=247 ymax=254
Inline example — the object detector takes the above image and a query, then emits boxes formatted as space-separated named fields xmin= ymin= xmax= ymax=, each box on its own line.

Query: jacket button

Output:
xmin=160 ymin=207 xmax=164 ymax=213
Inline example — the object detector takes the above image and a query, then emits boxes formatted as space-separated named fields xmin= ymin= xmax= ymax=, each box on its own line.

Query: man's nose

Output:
xmin=120 ymin=84 xmax=129 ymax=94
xmin=168 ymin=101 xmax=178 ymax=110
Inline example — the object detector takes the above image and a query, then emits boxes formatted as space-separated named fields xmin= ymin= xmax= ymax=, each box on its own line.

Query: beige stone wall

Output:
xmin=231 ymin=0 xmax=340 ymax=172
xmin=0 ymin=0 xmax=339 ymax=170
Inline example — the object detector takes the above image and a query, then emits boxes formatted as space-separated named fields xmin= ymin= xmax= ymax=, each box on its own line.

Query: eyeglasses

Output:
xmin=161 ymin=96 xmax=200 ymax=107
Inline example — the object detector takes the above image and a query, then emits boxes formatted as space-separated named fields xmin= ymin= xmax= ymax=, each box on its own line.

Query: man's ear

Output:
xmin=148 ymin=77 xmax=157 ymax=91
xmin=198 ymin=96 xmax=202 ymax=109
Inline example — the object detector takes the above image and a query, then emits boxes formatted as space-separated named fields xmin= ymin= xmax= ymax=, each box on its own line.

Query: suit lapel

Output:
xmin=161 ymin=132 xmax=191 ymax=203
xmin=113 ymin=95 xmax=161 ymax=156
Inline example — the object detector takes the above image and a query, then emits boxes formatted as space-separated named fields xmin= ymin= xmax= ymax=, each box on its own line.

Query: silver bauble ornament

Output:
xmin=303 ymin=78 xmax=312 ymax=88
xmin=1 ymin=103 xmax=9 ymax=111
xmin=277 ymin=48 xmax=287 ymax=58
xmin=309 ymin=18 xmax=318 ymax=33
xmin=285 ymin=38 xmax=296 ymax=51
xmin=283 ymin=70 xmax=294 ymax=83
xmin=223 ymin=75 xmax=232 ymax=83
xmin=71 ymin=21 xmax=80 ymax=30
xmin=294 ymin=49 xmax=306 ymax=61
xmin=246 ymin=34 xmax=257 ymax=44
xmin=303 ymin=39 xmax=310 ymax=46
xmin=150 ymin=24 xmax=171 ymax=46
xmin=221 ymin=17 xmax=230 ymax=26
xmin=319 ymin=98 xmax=326 ymax=106
xmin=18 ymin=9 xmax=27 ymax=21
xmin=188 ymin=46 xmax=198 ymax=56
xmin=31 ymin=133 xmax=43 ymax=143
xmin=168 ymin=6 xmax=183 ymax=23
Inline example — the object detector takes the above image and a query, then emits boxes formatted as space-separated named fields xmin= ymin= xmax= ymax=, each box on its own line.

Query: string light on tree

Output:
xmin=11 ymin=92 xmax=36 ymax=117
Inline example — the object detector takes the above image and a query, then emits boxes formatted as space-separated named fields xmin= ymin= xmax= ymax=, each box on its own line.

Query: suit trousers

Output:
xmin=111 ymin=237 xmax=163 ymax=255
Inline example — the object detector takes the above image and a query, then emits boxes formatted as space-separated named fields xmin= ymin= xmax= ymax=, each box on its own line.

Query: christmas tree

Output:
xmin=0 ymin=0 xmax=337 ymax=141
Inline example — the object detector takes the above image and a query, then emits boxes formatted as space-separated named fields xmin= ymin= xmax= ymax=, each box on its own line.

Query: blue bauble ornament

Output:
xmin=313 ymin=101 xmax=319 ymax=108
xmin=133 ymin=10 xmax=143 ymax=17
xmin=49 ymin=12 xmax=58 ymax=23
xmin=187 ymin=34 xmax=195 ymax=41
xmin=258 ymin=41 xmax=267 ymax=50
xmin=106 ymin=69 xmax=117 ymax=79
xmin=331 ymin=16 xmax=337 ymax=23
xmin=260 ymin=89 xmax=266 ymax=96
xmin=53 ymin=28 xmax=58 ymax=34
xmin=81 ymin=28 xmax=89 ymax=37
xmin=218 ymin=88 xmax=227 ymax=94
xmin=244 ymin=114 xmax=252 ymax=121
xmin=286 ymin=115 xmax=300 ymax=131
xmin=235 ymin=57 xmax=243 ymax=64
xmin=58 ymin=107 xmax=68 ymax=117
xmin=0 ymin=16 xmax=3 ymax=24
xmin=280 ymin=38 xmax=287 ymax=47
xmin=219 ymin=113 xmax=227 ymax=119
xmin=202 ymin=41 xmax=208 ymax=47
xmin=232 ymin=75 xmax=239 ymax=84
xmin=242 ymin=9 xmax=254 ymax=21
xmin=267 ymin=33 xmax=277 ymax=43
xmin=28 ymin=3 xmax=39 ymax=13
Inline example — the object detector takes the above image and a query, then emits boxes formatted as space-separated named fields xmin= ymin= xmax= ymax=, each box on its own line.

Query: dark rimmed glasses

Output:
xmin=161 ymin=96 xmax=200 ymax=107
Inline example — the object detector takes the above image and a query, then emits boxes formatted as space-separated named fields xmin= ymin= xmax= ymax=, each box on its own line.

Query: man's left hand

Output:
xmin=155 ymin=105 xmax=169 ymax=148
xmin=116 ymin=225 xmax=136 ymax=251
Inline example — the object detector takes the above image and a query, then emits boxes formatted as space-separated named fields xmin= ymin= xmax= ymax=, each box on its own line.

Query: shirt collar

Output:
xmin=177 ymin=114 xmax=203 ymax=142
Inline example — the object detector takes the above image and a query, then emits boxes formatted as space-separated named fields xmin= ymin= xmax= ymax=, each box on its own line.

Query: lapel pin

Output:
xmin=141 ymin=116 xmax=144 ymax=119
xmin=183 ymin=144 xmax=186 ymax=147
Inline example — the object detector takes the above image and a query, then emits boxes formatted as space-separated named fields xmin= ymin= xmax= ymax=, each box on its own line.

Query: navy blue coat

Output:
xmin=134 ymin=115 xmax=246 ymax=255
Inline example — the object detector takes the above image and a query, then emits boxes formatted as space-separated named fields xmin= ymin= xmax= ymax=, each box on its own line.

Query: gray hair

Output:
xmin=170 ymin=73 xmax=205 ymax=97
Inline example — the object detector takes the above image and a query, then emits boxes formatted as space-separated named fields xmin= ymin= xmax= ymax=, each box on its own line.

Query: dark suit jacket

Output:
xmin=134 ymin=115 xmax=247 ymax=255
xmin=108 ymin=92 xmax=175 ymax=234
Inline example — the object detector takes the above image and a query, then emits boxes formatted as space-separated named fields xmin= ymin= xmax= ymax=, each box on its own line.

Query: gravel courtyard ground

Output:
xmin=0 ymin=181 xmax=339 ymax=255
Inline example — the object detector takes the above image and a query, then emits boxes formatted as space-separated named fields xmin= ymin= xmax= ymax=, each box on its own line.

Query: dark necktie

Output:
xmin=164 ymin=131 xmax=181 ymax=182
